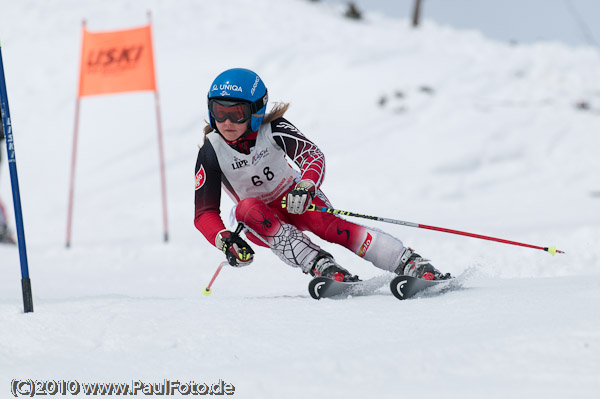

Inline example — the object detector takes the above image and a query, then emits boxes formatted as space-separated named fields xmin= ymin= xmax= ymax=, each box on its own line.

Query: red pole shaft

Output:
xmin=66 ymin=20 xmax=87 ymax=248
xmin=66 ymin=96 xmax=81 ymax=248
xmin=206 ymin=262 xmax=227 ymax=291
xmin=148 ymin=11 xmax=169 ymax=243
xmin=154 ymin=90 xmax=169 ymax=242
xmin=418 ymin=224 xmax=553 ymax=252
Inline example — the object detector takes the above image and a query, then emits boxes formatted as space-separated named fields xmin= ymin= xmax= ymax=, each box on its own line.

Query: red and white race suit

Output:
xmin=194 ymin=117 xmax=405 ymax=272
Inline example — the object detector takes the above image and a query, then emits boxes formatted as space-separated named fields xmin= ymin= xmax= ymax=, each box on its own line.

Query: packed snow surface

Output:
xmin=1 ymin=1 xmax=599 ymax=398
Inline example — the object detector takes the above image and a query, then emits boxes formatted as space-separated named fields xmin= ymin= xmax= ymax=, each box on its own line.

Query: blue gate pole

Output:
xmin=0 ymin=42 xmax=33 ymax=313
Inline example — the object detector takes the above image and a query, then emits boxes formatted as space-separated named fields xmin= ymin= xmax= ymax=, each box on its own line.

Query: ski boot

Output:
xmin=309 ymin=250 xmax=359 ymax=282
xmin=394 ymin=248 xmax=451 ymax=281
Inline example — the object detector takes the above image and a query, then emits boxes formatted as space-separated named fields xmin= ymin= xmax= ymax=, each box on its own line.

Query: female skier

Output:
xmin=194 ymin=68 xmax=451 ymax=282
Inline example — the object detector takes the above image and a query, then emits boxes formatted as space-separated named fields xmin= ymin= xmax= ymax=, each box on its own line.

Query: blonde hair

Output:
xmin=202 ymin=102 xmax=290 ymax=142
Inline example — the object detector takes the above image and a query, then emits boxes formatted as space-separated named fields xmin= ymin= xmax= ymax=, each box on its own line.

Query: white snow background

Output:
xmin=1 ymin=0 xmax=599 ymax=398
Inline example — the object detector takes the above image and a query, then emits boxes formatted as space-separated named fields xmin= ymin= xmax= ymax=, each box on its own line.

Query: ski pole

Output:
xmin=201 ymin=223 xmax=246 ymax=296
xmin=1 ymin=42 xmax=34 ymax=312
xmin=202 ymin=261 xmax=227 ymax=296
xmin=281 ymin=198 xmax=564 ymax=255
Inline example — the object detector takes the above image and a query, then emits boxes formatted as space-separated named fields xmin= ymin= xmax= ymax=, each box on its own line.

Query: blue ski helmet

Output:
xmin=207 ymin=68 xmax=268 ymax=132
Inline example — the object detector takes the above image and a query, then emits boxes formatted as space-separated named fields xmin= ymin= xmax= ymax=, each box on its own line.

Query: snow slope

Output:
xmin=1 ymin=0 xmax=599 ymax=398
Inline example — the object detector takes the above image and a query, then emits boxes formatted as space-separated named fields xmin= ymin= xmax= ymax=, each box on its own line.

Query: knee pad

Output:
xmin=357 ymin=229 xmax=405 ymax=272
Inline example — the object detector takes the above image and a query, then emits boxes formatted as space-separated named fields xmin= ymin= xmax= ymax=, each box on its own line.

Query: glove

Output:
xmin=216 ymin=229 xmax=255 ymax=267
xmin=285 ymin=179 xmax=316 ymax=214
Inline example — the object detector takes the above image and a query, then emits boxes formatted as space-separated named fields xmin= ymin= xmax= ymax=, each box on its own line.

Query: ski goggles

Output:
xmin=208 ymin=99 xmax=253 ymax=124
